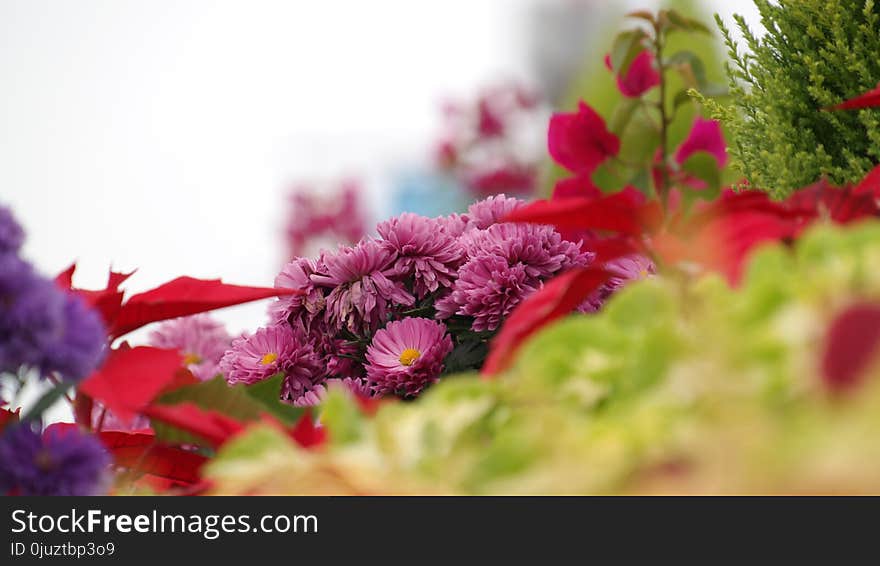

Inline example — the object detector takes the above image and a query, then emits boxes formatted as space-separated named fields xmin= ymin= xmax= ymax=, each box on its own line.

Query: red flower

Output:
xmin=822 ymin=303 xmax=880 ymax=391
xmin=605 ymin=50 xmax=661 ymax=98
xmin=548 ymin=101 xmax=620 ymax=175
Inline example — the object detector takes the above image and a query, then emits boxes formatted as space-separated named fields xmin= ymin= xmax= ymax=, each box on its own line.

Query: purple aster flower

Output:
xmin=365 ymin=317 xmax=453 ymax=397
xmin=465 ymin=194 xmax=524 ymax=230
xmin=269 ymin=255 xmax=327 ymax=329
xmin=0 ymin=205 xmax=24 ymax=254
xmin=0 ymin=255 xmax=66 ymax=374
xmin=435 ymin=256 xmax=541 ymax=332
xmin=0 ymin=423 xmax=110 ymax=496
xmin=39 ymin=293 xmax=107 ymax=382
xmin=220 ymin=323 xmax=326 ymax=407
xmin=582 ymin=254 xmax=656 ymax=312
xmin=378 ymin=213 xmax=465 ymax=298
xmin=310 ymin=239 xmax=414 ymax=334
xmin=149 ymin=314 xmax=232 ymax=381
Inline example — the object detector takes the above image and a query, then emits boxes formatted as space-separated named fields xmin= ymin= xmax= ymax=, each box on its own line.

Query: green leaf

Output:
xmin=245 ymin=373 xmax=307 ymax=424
xmin=664 ymin=9 xmax=711 ymax=35
xmin=680 ymin=151 xmax=722 ymax=198
xmin=628 ymin=168 xmax=652 ymax=196
xmin=626 ymin=10 xmax=655 ymax=25
xmin=666 ymin=50 xmax=708 ymax=89
xmin=444 ymin=341 xmax=489 ymax=375
xmin=608 ymin=98 xmax=641 ymax=136
xmin=610 ymin=29 xmax=649 ymax=76
xmin=672 ymin=89 xmax=693 ymax=111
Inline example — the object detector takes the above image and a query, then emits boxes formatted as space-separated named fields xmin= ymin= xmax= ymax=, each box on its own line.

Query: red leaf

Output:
xmin=288 ymin=410 xmax=327 ymax=449
xmin=853 ymin=164 xmax=880 ymax=199
xmin=79 ymin=346 xmax=185 ymax=424
xmin=552 ymin=175 xmax=603 ymax=200
xmin=100 ymin=431 xmax=207 ymax=484
xmin=142 ymin=402 xmax=245 ymax=449
xmin=58 ymin=265 xmax=136 ymax=329
xmin=110 ymin=277 xmax=300 ymax=338
xmin=0 ymin=407 xmax=20 ymax=433
xmin=504 ymin=192 xmax=651 ymax=236
xmin=826 ymin=82 xmax=880 ymax=111
xmin=482 ymin=268 xmax=611 ymax=376
xmin=45 ymin=424 xmax=206 ymax=485
xmin=548 ymin=101 xmax=620 ymax=175
xmin=822 ymin=303 xmax=880 ymax=390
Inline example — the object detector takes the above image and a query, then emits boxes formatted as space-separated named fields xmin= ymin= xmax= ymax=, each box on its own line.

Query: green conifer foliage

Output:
xmin=715 ymin=0 xmax=880 ymax=198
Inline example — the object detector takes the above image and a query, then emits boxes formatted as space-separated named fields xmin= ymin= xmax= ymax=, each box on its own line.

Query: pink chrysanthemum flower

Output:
xmin=435 ymin=256 xmax=541 ymax=332
xmin=439 ymin=223 xmax=592 ymax=331
xmin=311 ymin=239 xmax=414 ymax=334
xmin=220 ymin=323 xmax=325 ymax=406
xmin=437 ymin=213 xmax=470 ymax=238
xmin=365 ymin=318 xmax=453 ymax=397
xmin=581 ymin=254 xmax=656 ymax=312
xmin=461 ymin=223 xmax=591 ymax=279
xmin=465 ymin=194 xmax=525 ymax=230
xmin=269 ymin=255 xmax=326 ymax=329
xmin=149 ymin=314 xmax=232 ymax=381
xmin=378 ymin=213 xmax=465 ymax=298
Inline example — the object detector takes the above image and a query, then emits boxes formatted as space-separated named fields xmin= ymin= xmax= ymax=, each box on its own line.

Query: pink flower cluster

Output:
xmin=221 ymin=194 xmax=593 ymax=403
xmin=284 ymin=179 xmax=368 ymax=260
xmin=435 ymin=83 xmax=545 ymax=197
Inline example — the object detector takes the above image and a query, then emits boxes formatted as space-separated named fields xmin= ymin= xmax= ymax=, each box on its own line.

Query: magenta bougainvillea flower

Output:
xmin=548 ymin=101 xmax=620 ymax=175
xmin=378 ymin=213 xmax=465 ymax=298
xmin=311 ymin=240 xmax=414 ymax=334
xmin=365 ymin=317 xmax=453 ymax=397
xmin=605 ymin=50 xmax=661 ymax=98
xmin=675 ymin=117 xmax=728 ymax=168
xmin=149 ymin=314 xmax=232 ymax=381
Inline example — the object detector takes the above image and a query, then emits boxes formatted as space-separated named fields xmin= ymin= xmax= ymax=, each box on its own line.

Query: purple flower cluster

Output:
xmin=0 ymin=423 xmax=110 ymax=496
xmin=222 ymin=194 xmax=592 ymax=402
xmin=0 ymin=205 xmax=106 ymax=382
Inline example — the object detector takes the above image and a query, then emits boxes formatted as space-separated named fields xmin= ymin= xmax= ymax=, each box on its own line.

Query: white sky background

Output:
xmin=0 ymin=0 xmax=762 ymax=338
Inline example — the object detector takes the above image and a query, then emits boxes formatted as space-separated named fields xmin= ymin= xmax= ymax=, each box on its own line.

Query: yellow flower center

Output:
xmin=182 ymin=353 xmax=202 ymax=366
xmin=399 ymin=348 xmax=421 ymax=366
xmin=261 ymin=352 xmax=279 ymax=366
